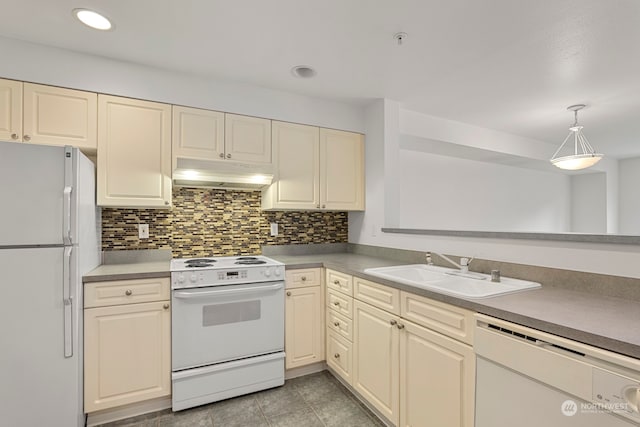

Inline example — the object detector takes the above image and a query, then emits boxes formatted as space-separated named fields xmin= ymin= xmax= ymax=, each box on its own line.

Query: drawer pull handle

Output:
xmin=23 ymin=134 xmax=31 ymax=141
xmin=334 ymin=353 xmax=340 ymax=359
xmin=397 ymin=323 xmax=405 ymax=330
xmin=333 ymin=301 xmax=340 ymax=306
xmin=334 ymin=321 xmax=340 ymax=327
xmin=219 ymin=153 xmax=224 ymax=158
xmin=11 ymin=133 xmax=18 ymax=140
xmin=301 ymin=276 xmax=306 ymax=281
xmin=286 ymin=291 xmax=291 ymax=296
xmin=333 ymin=280 xmax=340 ymax=285
xmin=390 ymin=319 xmax=397 ymax=326
xmin=125 ymin=290 xmax=132 ymax=296
xmin=163 ymin=303 xmax=169 ymax=310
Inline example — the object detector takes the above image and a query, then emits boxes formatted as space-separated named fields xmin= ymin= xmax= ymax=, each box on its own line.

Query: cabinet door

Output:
xmin=172 ymin=105 xmax=224 ymax=164
xmin=320 ymin=128 xmax=364 ymax=210
xmin=0 ymin=78 xmax=22 ymax=142
xmin=23 ymin=83 xmax=97 ymax=152
xmin=326 ymin=329 xmax=353 ymax=385
xmin=224 ymin=113 xmax=271 ymax=163
xmin=267 ymin=121 xmax=320 ymax=209
xmin=97 ymin=95 xmax=172 ymax=207
xmin=400 ymin=319 xmax=475 ymax=427
xmin=84 ymin=300 xmax=171 ymax=412
xmin=353 ymin=300 xmax=399 ymax=425
xmin=285 ymin=286 xmax=324 ymax=369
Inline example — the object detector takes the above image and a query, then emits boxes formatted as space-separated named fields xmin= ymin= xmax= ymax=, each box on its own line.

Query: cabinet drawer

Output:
xmin=326 ymin=308 xmax=353 ymax=341
xmin=400 ymin=291 xmax=474 ymax=345
xmin=326 ymin=329 xmax=353 ymax=386
xmin=354 ymin=277 xmax=400 ymax=315
xmin=327 ymin=288 xmax=353 ymax=319
xmin=85 ymin=278 xmax=170 ymax=308
xmin=285 ymin=268 xmax=321 ymax=288
xmin=326 ymin=269 xmax=353 ymax=296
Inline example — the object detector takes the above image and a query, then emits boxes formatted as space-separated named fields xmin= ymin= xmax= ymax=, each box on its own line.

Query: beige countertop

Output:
xmin=83 ymin=251 xmax=640 ymax=359
xmin=270 ymin=252 xmax=640 ymax=360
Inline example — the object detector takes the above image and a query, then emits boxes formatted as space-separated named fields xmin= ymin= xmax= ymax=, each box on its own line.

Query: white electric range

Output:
xmin=170 ymin=255 xmax=285 ymax=411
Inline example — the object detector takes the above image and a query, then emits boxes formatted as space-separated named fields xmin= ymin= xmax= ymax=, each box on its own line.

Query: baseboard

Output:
xmin=86 ymin=396 xmax=172 ymax=426
xmin=326 ymin=367 xmax=393 ymax=427
xmin=285 ymin=361 xmax=327 ymax=379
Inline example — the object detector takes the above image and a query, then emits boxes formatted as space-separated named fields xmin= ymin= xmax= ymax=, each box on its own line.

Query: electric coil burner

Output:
xmin=169 ymin=255 xmax=285 ymax=411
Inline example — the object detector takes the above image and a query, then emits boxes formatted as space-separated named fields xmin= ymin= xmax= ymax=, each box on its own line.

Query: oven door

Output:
xmin=172 ymin=281 xmax=284 ymax=371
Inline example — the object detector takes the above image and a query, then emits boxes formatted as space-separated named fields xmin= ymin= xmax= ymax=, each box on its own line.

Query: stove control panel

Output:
xmin=171 ymin=264 xmax=284 ymax=289
xmin=217 ymin=270 xmax=249 ymax=281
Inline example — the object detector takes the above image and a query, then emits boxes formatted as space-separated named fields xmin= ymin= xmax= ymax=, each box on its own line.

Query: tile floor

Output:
xmin=98 ymin=371 xmax=385 ymax=427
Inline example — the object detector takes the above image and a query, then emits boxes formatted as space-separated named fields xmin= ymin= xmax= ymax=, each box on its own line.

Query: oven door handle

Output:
xmin=173 ymin=282 xmax=284 ymax=299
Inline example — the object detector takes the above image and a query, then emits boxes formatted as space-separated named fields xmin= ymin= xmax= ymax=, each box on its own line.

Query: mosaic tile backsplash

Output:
xmin=102 ymin=187 xmax=348 ymax=258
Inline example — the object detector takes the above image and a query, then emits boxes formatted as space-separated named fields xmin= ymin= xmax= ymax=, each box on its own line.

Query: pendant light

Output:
xmin=550 ymin=104 xmax=603 ymax=170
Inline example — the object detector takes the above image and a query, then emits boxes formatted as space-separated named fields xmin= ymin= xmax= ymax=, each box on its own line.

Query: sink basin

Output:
xmin=363 ymin=264 xmax=541 ymax=299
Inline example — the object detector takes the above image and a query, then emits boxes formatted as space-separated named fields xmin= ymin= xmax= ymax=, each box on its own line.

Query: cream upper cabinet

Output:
xmin=399 ymin=319 xmax=475 ymax=427
xmin=0 ymin=79 xmax=97 ymax=153
xmin=263 ymin=123 xmax=364 ymax=211
xmin=172 ymin=105 xmax=225 ymax=164
xmin=84 ymin=278 xmax=171 ymax=413
xmin=353 ymin=300 xmax=400 ymax=425
xmin=23 ymin=83 xmax=97 ymax=152
xmin=0 ymin=78 xmax=22 ymax=142
xmin=97 ymin=95 xmax=172 ymax=208
xmin=320 ymin=128 xmax=364 ymax=211
xmin=224 ymin=113 xmax=271 ymax=163
xmin=285 ymin=286 xmax=325 ymax=369
xmin=264 ymin=121 xmax=320 ymax=210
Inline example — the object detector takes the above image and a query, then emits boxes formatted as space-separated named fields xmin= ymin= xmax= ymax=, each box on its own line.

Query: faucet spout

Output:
xmin=426 ymin=252 xmax=475 ymax=273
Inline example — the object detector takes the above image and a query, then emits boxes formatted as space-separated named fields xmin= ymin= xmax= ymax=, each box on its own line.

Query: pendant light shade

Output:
xmin=550 ymin=105 xmax=603 ymax=170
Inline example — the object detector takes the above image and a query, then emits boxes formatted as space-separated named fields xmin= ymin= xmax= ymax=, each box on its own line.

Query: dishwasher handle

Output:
xmin=173 ymin=282 xmax=283 ymax=300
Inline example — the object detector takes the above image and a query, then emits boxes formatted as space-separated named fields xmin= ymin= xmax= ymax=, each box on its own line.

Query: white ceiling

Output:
xmin=1 ymin=0 xmax=639 ymax=158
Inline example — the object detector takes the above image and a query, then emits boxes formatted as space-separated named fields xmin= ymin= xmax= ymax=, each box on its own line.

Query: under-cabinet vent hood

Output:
xmin=173 ymin=158 xmax=273 ymax=190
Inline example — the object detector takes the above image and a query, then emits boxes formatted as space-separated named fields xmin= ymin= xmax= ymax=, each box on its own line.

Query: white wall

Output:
xmin=0 ymin=37 xmax=364 ymax=132
xmin=570 ymin=172 xmax=607 ymax=233
xmin=620 ymin=157 xmax=640 ymax=234
xmin=349 ymin=100 xmax=640 ymax=279
xmin=398 ymin=149 xmax=570 ymax=232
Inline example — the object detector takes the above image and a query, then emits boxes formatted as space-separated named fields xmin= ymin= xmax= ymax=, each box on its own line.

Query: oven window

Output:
xmin=202 ymin=300 xmax=261 ymax=326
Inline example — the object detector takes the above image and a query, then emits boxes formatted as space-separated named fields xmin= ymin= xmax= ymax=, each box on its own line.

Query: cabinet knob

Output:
xmin=219 ymin=153 xmax=224 ymax=158
xmin=390 ymin=319 xmax=397 ymax=326
xmin=163 ymin=303 xmax=170 ymax=310
xmin=23 ymin=135 xmax=31 ymax=141
xmin=334 ymin=353 xmax=340 ymax=359
xmin=333 ymin=280 xmax=340 ymax=285
xmin=164 ymin=201 xmax=169 ymax=205
xmin=10 ymin=133 xmax=18 ymax=140
xmin=226 ymin=153 xmax=232 ymax=159
xmin=397 ymin=323 xmax=405 ymax=330
xmin=301 ymin=276 xmax=306 ymax=281
xmin=334 ymin=321 xmax=340 ymax=327
xmin=333 ymin=301 xmax=340 ymax=306
xmin=316 ymin=204 xmax=320 ymax=208
xmin=125 ymin=290 xmax=132 ymax=296
xmin=286 ymin=291 xmax=291 ymax=296
xmin=322 ymin=204 xmax=326 ymax=208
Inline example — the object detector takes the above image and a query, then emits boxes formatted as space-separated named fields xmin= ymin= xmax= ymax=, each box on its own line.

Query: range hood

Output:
xmin=173 ymin=158 xmax=274 ymax=190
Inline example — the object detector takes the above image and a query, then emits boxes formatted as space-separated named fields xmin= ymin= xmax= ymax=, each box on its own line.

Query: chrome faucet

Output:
xmin=426 ymin=252 xmax=484 ymax=279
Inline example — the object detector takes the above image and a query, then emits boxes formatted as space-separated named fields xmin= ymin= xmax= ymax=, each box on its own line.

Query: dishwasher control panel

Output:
xmin=593 ymin=368 xmax=640 ymax=421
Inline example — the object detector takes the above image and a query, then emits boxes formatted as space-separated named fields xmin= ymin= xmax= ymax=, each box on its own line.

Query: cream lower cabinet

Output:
xmin=285 ymin=268 xmax=325 ymax=369
xmin=97 ymin=95 xmax=172 ymax=208
xmin=84 ymin=278 xmax=171 ymax=413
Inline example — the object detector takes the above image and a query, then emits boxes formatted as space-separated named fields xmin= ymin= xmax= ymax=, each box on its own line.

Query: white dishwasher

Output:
xmin=475 ymin=314 xmax=640 ymax=426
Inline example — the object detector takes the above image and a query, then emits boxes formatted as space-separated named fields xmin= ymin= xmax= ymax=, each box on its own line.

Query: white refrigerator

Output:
xmin=0 ymin=141 xmax=101 ymax=427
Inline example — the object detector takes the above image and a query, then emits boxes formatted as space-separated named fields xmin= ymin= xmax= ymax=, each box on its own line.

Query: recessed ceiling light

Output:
xmin=291 ymin=65 xmax=317 ymax=79
xmin=73 ymin=8 xmax=113 ymax=31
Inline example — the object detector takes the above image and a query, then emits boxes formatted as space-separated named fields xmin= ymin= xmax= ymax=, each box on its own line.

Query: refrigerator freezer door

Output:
xmin=0 ymin=141 xmax=70 ymax=246
xmin=0 ymin=247 xmax=83 ymax=427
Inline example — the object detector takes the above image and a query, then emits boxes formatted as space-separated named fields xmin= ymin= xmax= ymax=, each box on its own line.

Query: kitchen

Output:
xmin=1 ymin=1 xmax=640 ymax=427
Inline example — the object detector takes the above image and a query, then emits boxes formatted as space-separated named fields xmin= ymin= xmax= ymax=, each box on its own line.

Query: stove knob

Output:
xmin=190 ymin=274 xmax=198 ymax=283
xmin=178 ymin=274 xmax=185 ymax=283
xmin=274 ymin=267 xmax=282 ymax=277
xmin=264 ymin=268 xmax=271 ymax=277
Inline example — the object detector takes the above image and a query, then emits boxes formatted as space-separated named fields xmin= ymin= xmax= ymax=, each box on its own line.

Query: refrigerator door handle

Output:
xmin=63 ymin=186 xmax=72 ymax=245
xmin=63 ymin=246 xmax=73 ymax=358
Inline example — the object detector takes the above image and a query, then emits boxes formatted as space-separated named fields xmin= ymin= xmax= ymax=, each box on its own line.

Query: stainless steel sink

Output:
xmin=363 ymin=264 xmax=541 ymax=299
